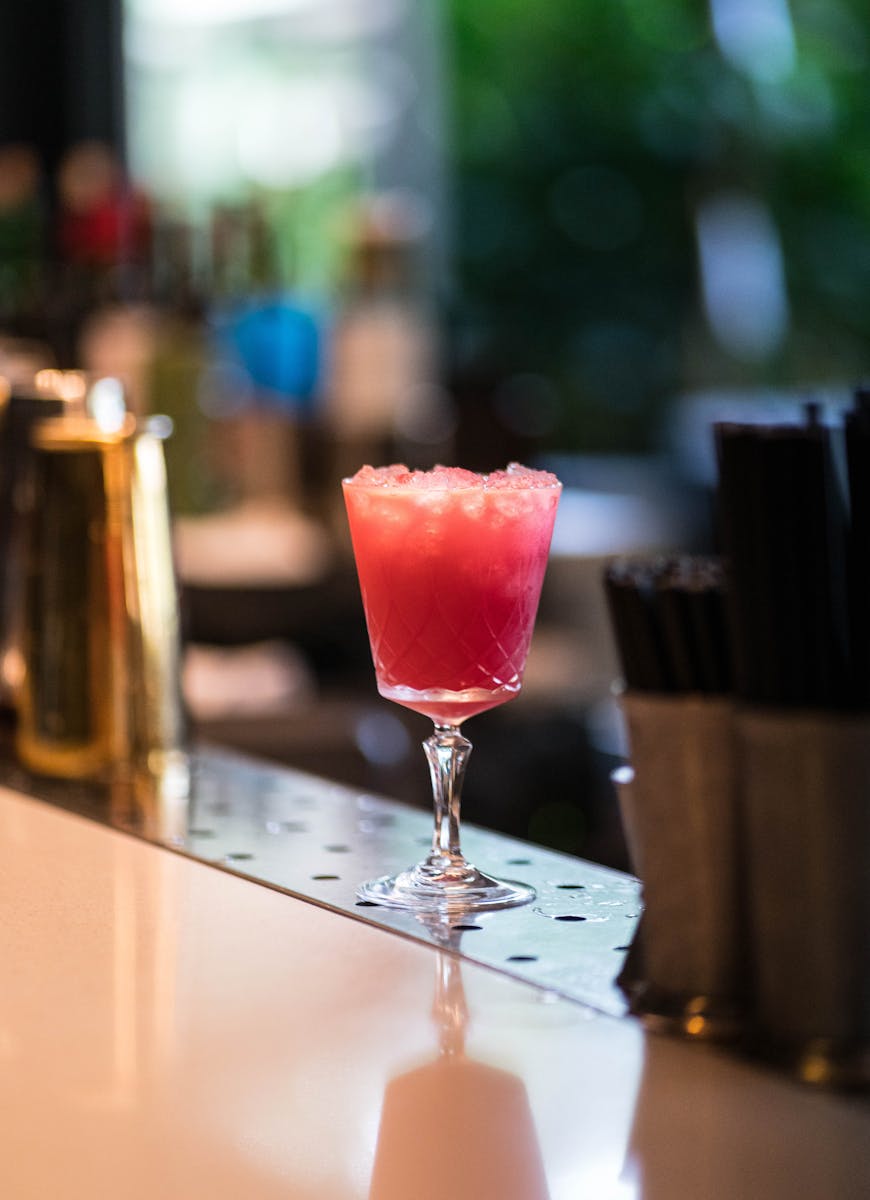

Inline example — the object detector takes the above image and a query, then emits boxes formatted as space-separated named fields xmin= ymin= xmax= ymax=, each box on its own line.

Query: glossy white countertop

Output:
xmin=1 ymin=784 xmax=869 ymax=1199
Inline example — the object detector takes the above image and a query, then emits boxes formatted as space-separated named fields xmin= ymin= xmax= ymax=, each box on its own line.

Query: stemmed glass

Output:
xmin=342 ymin=463 xmax=561 ymax=912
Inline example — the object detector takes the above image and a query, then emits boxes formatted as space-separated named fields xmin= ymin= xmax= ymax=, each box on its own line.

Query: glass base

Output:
xmin=377 ymin=682 xmax=520 ymax=724
xmin=358 ymin=863 xmax=535 ymax=913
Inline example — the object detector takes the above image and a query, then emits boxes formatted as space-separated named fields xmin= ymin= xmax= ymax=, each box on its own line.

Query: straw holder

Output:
xmin=736 ymin=707 xmax=870 ymax=1086
xmin=616 ymin=691 xmax=744 ymax=1038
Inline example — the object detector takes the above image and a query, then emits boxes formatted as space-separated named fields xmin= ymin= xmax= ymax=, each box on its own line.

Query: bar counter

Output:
xmin=2 ymin=750 xmax=869 ymax=1198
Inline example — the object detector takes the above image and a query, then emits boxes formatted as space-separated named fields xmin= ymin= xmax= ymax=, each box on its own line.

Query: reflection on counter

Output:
xmin=370 ymin=920 xmax=550 ymax=1200
xmin=108 ymin=749 xmax=192 ymax=846
xmin=3 ymin=778 xmax=870 ymax=1198
xmin=0 ymin=781 xmax=636 ymax=1197
xmin=624 ymin=1034 xmax=870 ymax=1200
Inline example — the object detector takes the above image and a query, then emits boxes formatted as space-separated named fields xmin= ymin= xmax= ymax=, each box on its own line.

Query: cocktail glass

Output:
xmin=342 ymin=463 xmax=561 ymax=912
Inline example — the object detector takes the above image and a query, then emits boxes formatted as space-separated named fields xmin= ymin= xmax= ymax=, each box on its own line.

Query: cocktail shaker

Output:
xmin=15 ymin=404 xmax=186 ymax=780
xmin=0 ymin=370 xmax=87 ymax=710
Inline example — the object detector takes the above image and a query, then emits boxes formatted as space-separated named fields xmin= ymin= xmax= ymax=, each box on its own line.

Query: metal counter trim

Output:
xmin=0 ymin=742 xmax=640 ymax=1017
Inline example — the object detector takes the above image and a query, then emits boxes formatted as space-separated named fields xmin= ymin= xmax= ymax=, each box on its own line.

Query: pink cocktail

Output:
xmin=343 ymin=463 xmax=561 ymax=912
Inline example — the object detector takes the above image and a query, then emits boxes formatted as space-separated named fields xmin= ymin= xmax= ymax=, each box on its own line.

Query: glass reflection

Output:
xmin=368 ymin=918 xmax=550 ymax=1200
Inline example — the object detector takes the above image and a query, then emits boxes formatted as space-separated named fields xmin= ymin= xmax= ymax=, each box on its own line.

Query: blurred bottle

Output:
xmin=326 ymin=193 xmax=451 ymax=491
xmin=56 ymin=141 xmax=152 ymax=284
xmin=0 ymin=143 xmax=46 ymax=335
xmin=115 ymin=211 xmax=227 ymax=517
xmin=206 ymin=197 xmax=321 ymax=510
xmin=52 ymin=141 xmax=154 ymax=366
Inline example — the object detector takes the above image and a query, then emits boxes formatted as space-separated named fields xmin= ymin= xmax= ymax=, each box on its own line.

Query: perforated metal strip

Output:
xmin=0 ymin=744 xmax=640 ymax=1017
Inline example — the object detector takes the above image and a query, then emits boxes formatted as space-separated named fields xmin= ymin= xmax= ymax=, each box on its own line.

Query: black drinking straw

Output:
xmin=715 ymin=424 xmax=776 ymax=702
xmin=653 ymin=571 xmax=696 ymax=693
xmin=846 ymin=386 xmax=870 ymax=707
xmin=714 ymin=411 xmax=850 ymax=709
xmin=668 ymin=557 xmax=731 ymax=695
xmin=604 ymin=560 xmax=671 ymax=692
xmin=605 ymin=556 xmax=731 ymax=695
xmin=799 ymin=413 xmax=849 ymax=707
xmin=761 ymin=429 xmax=808 ymax=704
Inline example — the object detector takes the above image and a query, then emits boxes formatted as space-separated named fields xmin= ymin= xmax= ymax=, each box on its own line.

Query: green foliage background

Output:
xmin=444 ymin=0 xmax=870 ymax=452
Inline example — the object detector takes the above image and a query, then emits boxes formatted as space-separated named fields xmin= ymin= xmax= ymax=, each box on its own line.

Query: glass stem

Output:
xmin=434 ymin=951 xmax=468 ymax=1058
xmin=424 ymin=724 xmax=471 ymax=871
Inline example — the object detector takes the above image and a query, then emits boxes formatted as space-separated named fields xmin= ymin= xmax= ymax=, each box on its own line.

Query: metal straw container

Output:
xmin=737 ymin=707 xmax=870 ymax=1086
xmin=617 ymin=691 xmax=745 ymax=1039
